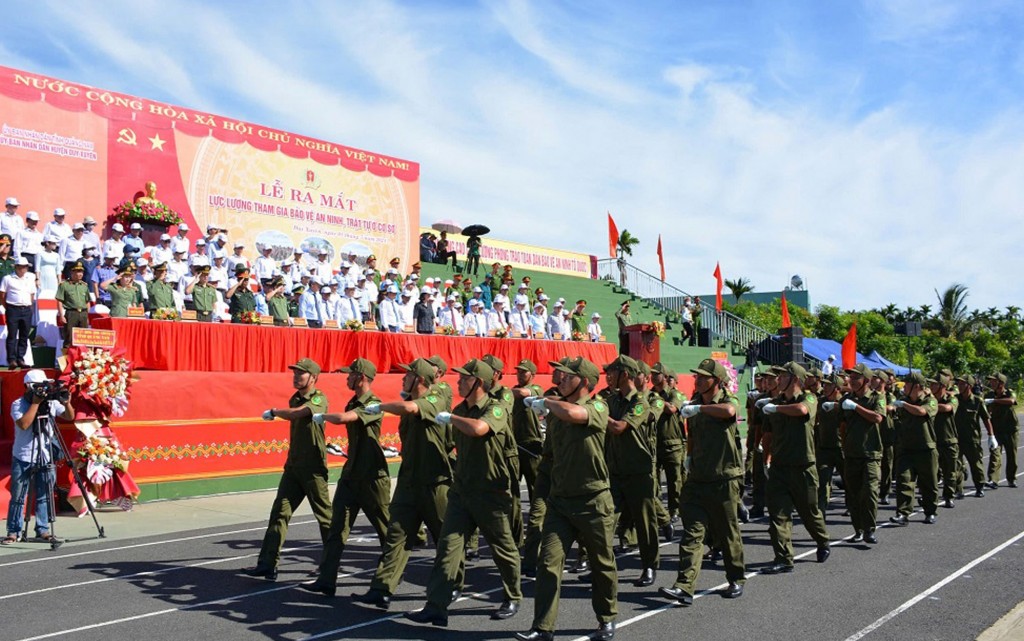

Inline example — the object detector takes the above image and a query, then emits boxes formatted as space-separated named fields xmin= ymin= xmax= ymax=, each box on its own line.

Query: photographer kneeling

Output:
xmin=3 ymin=370 xmax=74 ymax=545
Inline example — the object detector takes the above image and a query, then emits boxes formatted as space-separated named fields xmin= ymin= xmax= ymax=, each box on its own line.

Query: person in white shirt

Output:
xmin=312 ymin=249 xmax=331 ymax=278
xmin=122 ymin=222 xmax=145 ymax=261
xmin=486 ymin=299 xmax=510 ymax=335
xmin=1 ymin=197 xmax=24 ymax=238
xmin=822 ymin=355 xmax=836 ymax=376
xmin=170 ymin=223 xmax=191 ymax=255
xmin=209 ymin=255 xmax=229 ymax=294
xmin=252 ymin=244 xmax=277 ymax=283
xmin=336 ymin=262 xmax=356 ymax=290
xmin=547 ymin=302 xmax=567 ymax=339
xmin=438 ymin=296 xmax=464 ymax=333
xmin=509 ymin=297 xmax=531 ymax=337
xmin=0 ymin=258 xmax=37 ymax=368
xmin=529 ymin=302 xmax=548 ymax=338
xmin=398 ymin=291 xmax=415 ymax=327
xmin=165 ymin=249 xmax=190 ymax=287
xmin=150 ymin=234 xmax=175 ymax=266
xmin=58 ymin=223 xmax=86 ymax=271
xmin=226 ymin=242 xmax=249 ymax=274
xmin=102 ymin=223 xmax=127 ymax=260
xmin=339 ymin=284 xmax=361 ymax=323
xmin=377 ymin=285 xmax=402 ymax=332
xmin=298 ymin=280 xmax=325 ymax=328
xmin=189 ymin=238 xmax=210 ymax=267
xmin=134 ymin=258 xmax=151 ymax=302
xmin=291 ymin=248 xmax=308 ymax=277
xmin=81 ymin=216 xmax=101 ymax=251
xmin=402 ymin=279 xmax=419 ymax=302
xmin=15 ymin=211 xmax=43 ymax=268
xmin=319 ymin=287 xmax=342 ymax=322
xmin=464 ymin=300 xmax=488 ymax=336
xmin=207 ymin=233 xmax=228 ymax=261
xmin=588 ymin=312 xmax=603 ymax=342
xmin=358 ymin=273 xmax=377 ymax=321
xmin=43 ymin=208 xmax=72 ymax=241
xmin=492 ymin=283 xmax=510 ymax=309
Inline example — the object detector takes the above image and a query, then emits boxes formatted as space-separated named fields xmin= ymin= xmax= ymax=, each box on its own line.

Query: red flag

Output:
xmin=780 ymin=292 xmax=791 ymax=328
xmin=713 ymin=262 xmax=723 ymax=311
xmin=657 ymin=234 xmax=665 ymax=281
xmin=608 ymin=213 xmax=619 ymax=258
xmin=842 ymin=323 xmax=857 ymax=369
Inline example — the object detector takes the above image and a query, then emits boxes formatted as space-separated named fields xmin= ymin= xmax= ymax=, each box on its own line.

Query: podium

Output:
xmin=625 ymin=324 xmax=660 ymax=368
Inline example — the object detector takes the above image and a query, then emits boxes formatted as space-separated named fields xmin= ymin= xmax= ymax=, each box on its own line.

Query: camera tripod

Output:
xmin=21 ymin=409 xmax=105 ymax=550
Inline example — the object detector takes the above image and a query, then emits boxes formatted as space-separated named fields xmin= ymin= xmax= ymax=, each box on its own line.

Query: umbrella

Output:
xmin=461 ymin=224 xmax=490 ymax=237
xmin=431 ymin=219 xmax=462 ymax=234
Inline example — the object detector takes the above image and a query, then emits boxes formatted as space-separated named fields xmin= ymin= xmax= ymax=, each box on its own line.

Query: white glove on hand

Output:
xmin=756 ymin=444 xmax=763 ymax=454
xmin=755 ymin=398 xmax=771 ymax=409
xmin=841 ymin=399 xmax=857 ymax=411
xmin=763 ymin=403 xmax=778 ymax=414
xmin=312 ymin=413 xmax=326 ymax=425
xmin=894 ymin=400 xmax=905 ymax=409
xmin=527 ymin=398 xmax=547 ymax=415
xmin=681 ymin=404 xmax=700 ymax=418
xmin=436 ymin=411 xmax=452 ymax=425
xmin=364 ymin=403 xmax=382 ymax=415
xmin=989 ymin=435 xmax=998 ymax=450
xmin=822 ymin=401 xmax=837 ymax=412
xmin=747 ymin=391 xmax=760 ymax=400
xmin=984 ymin=398 xmax=995 ymax=406
xmin=262 ymin=410 xmax=275 ymax=421
xmin=765 ymin=458 xmax=772 ymax=470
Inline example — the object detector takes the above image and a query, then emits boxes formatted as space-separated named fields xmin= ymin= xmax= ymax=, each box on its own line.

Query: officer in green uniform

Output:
xmin=147 ymin=263 xmax=176 ymax=313
xmin=356 ymin=358 xmax=451 ymax=609
xmin=604 ymin=355 xmax=660 ymax=587
xmin=954 ymin=374 xmax=994 ymax=497
xmin=888 ymin=372 xmax=939 ymax=525
xmin=836 ymin=363 xmax=885 ymax=542
xmin=406 ymin=359 xmax=522 ymax=626
xmin=659 ymin=358 xmax=745 ymax=606
xmin=515 ymin=356 xmax=617 ymax=641
xmin=814 ymin=372 xmax=847 ymax=513
xmin=482 ymin=354 xmax=522 ymax=544
xmin=186 ymin=266 xmax=218 ymax=322
xmin=614 ymin=301 xmax=632 ymax=356
xmin=749 ymin=370 xmax=779 ymax=518
xmin=930 ymin=371 xmax=960 ymax=507
xmin=511 ymin=359 xmax=545 ymax=517
xmin=301 ymin=358 xmax=389 ymax=596
xmin=760 ymin=362 xmax=831 ymax=573
xmin=652 ymin=362 xmax=687 ymax=524
xmin=0 ymin=234 xmax=14 ymax=279
xmin=427 ymin=355 xmax=455 ymax=408
xmin=744 ymin=372 xmax=764 ymax=490
xmin=288 ymin=285 xmax=303 ymax=319
xmin=266 ymin=276 xmax=290 ymax=326
xmin=243 ymin=358 xmax=332 ymax=580
xmin=570 ymin=299 xmax=588 ymax=338
xmin=100 ymin=264 xmax=143 ymax=317
xmin=875 ymin=371 xmax=897 ymax=505
xmin=985 ymin=373 xmax=1019 ymax=488
xmin=54 ymin=261 xmax=90 ymax=343
xmin=635 ymin=362 xmax=674 ymax=543
xmin=226 ymin=264 xmax=257 ymax=323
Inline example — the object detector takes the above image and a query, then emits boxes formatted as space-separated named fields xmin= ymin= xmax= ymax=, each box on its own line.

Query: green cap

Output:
xmin=904 ymin=371 xmax=928 ymax=387
xmin=453 ymin=358 xmax=495 ymax=382
xmin=605 ymin=354 xmax=640 ymax=376
xmin=807 ymin=366 xmax=823 ymax=378
xmin=399 ymin=358 xmax=436 ymax=384
xmin=515 ymin=359 xmax=537 ymax=374
xmin=845 ymin=363 xmax=873 ymax=378
xmin=691 ymin=358 xmax=729 ymax=384
xmin=554 ymin=356 xmax=600 ymax=386
xmin=339 ymin=358 xmax=376 ymax=380
xmin=823 ymin=373 xmax=845 ymax=387
xmin=288 ymin=357 xmax=322 ymax=376
xmin=547 ymin=356 xmax=571 ymax=369
xmin=955 ymin=374 xmax=976 ymax=386
xmin=651 ymin=362 xmax=668 ymax=375
xmin=774 ymin=361 xmax=808 ymax=383
xmin=426 ymin=355 xmax=448 ymax=374
xmin=481 ymin=354 xmax=504 ymax=374
xmin=69 ymin=261 xmax=85 ymax=272
xmin=987 ymin=372 xmax=1008 ymax=384
xmin=636 ymin=361 xmax=651 ymax=376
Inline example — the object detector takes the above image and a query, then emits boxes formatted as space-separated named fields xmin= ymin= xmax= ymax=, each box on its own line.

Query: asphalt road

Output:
xmin=0 ymin=445 xmax=1021 ymax=641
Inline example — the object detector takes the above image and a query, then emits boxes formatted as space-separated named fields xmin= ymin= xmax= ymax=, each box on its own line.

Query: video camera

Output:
xmin=30 ymin=379 xmax=71 ymax=404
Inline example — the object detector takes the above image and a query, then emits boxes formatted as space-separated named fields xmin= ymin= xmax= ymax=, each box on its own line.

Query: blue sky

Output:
xmin=3 ymin=0 xmax=1024 ymax=311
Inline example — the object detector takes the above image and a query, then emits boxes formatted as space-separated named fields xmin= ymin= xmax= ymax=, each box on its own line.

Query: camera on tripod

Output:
xmin=30 ymin=379 xmax=70 ymax=404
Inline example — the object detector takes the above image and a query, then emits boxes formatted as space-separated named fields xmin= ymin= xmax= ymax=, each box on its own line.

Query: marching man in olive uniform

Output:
xmin=405 ymin=358 xmax=522 ymax=626
xmin=889 ymin=372 xmax=940 ymax=525
xmin=652 ymin=363 xmax=687 ymax=525
xmin=954 ymin=374 xmax=995 ymax=497
xmin=930 ymin=370 xmax=960 ymax=508
xmin=511 ymin=359 xmax=546 ymax=536
xmin=516 ymin=357 xmax=617 ymax=641
xmin=660 ymin=358 xmax=746 ymax=606
xmin=243 ymin=358 xmax=332 ymax=580
xmin=302 ymin=358 xmax=390 ymax=597
xmin=814 ymin=372 xmax=847 ymax=513
xmin=985 ymin=372 xmax=1019 ymax=488
xmin=759 ymin=362 xmax=831 ymax=574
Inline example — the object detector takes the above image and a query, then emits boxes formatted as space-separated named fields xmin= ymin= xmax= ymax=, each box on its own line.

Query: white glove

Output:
xmin=747 ymin=391 xmax=759 ymax=400
xmin=312 ymin=413 xmax=326 ymax=425
xmin=262 ymin=409 xmax=275 ymax=421
xmin=756 ymin=444 xmax=763 ymax=454
xmin=989 ymin=435 xmax=998 ymax=450
xmin=894 ymin=400 xmax=905 ymax=409
xmin=684 ymin=456 xmax=692 ymax=473
xmin=763 ymin=403 xmax=778 ymax=415
xmin=821 ymin=401 xmax=837 ymax=412
xmin=436 ymin=411 xmax=452 ymax=425
xmin=984 ymin=398 xmax=995 ymax=406
xmin=755 ymin=398 xmax=771 ymax=409
xmin=681 ymin=404 xmax=700 ymax=418
xmin=364 ymin=403 xmax=382 ymax=415
xmin=523 ymin=395 xmax=541 ymax=407
xmin=765 ymin=458 xmax=772 ymax=470
xmin=841 ymin=399 xmax=857 ymax=411
xmin=528 ymin=398 xmax=547 ymax=415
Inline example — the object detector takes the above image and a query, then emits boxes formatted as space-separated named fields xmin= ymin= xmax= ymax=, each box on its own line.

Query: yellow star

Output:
xmin=149 ymin=134 xmax=166 ymax=151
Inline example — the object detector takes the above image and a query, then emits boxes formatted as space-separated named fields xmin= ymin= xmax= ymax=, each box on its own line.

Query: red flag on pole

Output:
xmin=608 ymin=213 xmax=619 ymax=258
xmin=842 ymin=322 xmax=857 ymax=369
xmin=780 ymin=292 xmax=791 ymax=328
xmin=713 ymin=262 xmax=723 ymax=312
xmin=657 ymin=234 xmax=665 ymax=281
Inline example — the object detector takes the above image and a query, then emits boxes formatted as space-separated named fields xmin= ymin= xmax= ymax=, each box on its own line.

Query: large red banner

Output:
xmin=0 ymin=66 xmax=419 ymax=265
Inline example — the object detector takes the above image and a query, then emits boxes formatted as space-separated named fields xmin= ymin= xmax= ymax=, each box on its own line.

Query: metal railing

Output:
xmin=595 ymin=258 xmax=821 ymax=367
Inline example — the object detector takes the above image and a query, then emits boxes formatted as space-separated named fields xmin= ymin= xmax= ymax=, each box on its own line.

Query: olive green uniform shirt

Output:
xmin=451 ymin=394 xmax=512 ymax=496
xmin=340 ymin=390 xmax=386 ymax=480
xmin=842 ymin=391 xmax=886 ymax=460
xmin=0 ymin=258 xmax=13 ymax=280
xmin=763 ymin=391 xmax=818 ymax=466
xmin=934 ymin=392 xmax=959 ymax=445
xmin=955 ymin=393 xmax=990 ymax=439
xmin=814 ymin=396 xmax=844 ymax=450
xmin=655 ymin=388 xmax=687 ymax=455
xmin=148 ymin=279 xmax=176 ymax=310
xmin=268 ymin=295 xmax=289 ymax=322
xmin=228 ymin=287 xmax=256 ymax=321
xmin=986 ymin=391 xmax=1019 ymax=432
xmin=396 ymin=392 xmax=451 ymax=486
xmin=513 ymin=383 xmax=545 ymax=449
xmin=107 ymin=282 xmax=142 ymax=317
xmin=55 ymin=280 xmax=90 ymax=310
xmin=286 ymin=387 xmax=329 ymax=472
xmin=687 ymin=390 xmax=743 ymax=482
xmin=191 ymin=283 xmax=218 ymax=313
xmin=606 ymin=390 xmax=653 ymax=476
xmin=544 ymin=395 xmax=611 ymax=498
xmin=895 ymin=394 xmax=938 ymax=451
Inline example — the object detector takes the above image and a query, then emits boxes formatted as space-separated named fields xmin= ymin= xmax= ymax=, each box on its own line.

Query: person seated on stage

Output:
xmin=588 ymin=313 xmax=603 ymax=342
xmin=100 ymin=263 xmax=143 ymax=318
xmin=419 ymin=232 xmax=436 ymax=263
xmin=436 ymin=231 xmax=457 ymax=269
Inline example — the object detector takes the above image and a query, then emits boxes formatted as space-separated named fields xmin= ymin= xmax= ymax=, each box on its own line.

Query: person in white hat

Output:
xmin=822 ymin=354 xmax=836 ymax=376
xmin=35 ymin=235 xmax=61 ymax=293
xmin=81 ymin=216 xmax=101 ymax=251
xmin=588 ymin=312 xmax=603 ymax=342
xmin=102 ymin=222 xmax=127 ymax=261
xmin=207 ymin=232 xmax=228 ymax=261
xmin=3 ymin=368 xmax=75 ymax=545
xmin=357 ymin=272 xmax=376 ymax=321
xmin=226 ymin=241 xmax=249 ymax=274
xmin=298 ymin=279 xmax=325 ymax=328
xmin=0 ymin=257 xmax=37 ymax=368
xmin=464 ymin=299 xmax=489 ymax=336
xmin=253 ymin=244 xmax=277 ymax=283
xmin=509 ymin=295 xmax=531 ymax=337
xmin=170 ymin=223 xmax=190 ymax=256
xmin=1 ymin=197 xmax=24 ymax=237
xmin=377 ymin=284 xmax=402 ymax=332
xmin=43 ymin=208 xmax=72 ymax=241
xmin=547 ymin=300 xmax=568 ymax=340
xmin=123 ymin=222 xmax=145 ymax=259
xmin=14 ymin=211 xmax=43 ymax=271
xmin=57 ymin=222 xmax=86 ymax=273
xmin=188 ymin=237 xmax=209 ymax=267
xmin=90 ymin=249 xmax=120 ymax=307
xmin=437 ymin=294 xmax=464 ymax=333
xmin=528 ymin=301 xmax=547 ymax=338
xmin=150 ymin=233 xmax=174 ymax=266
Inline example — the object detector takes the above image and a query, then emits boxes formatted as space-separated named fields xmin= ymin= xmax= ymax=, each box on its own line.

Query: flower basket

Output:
xmin=571 ymin=330 xmax=586 ymax=342
xmin=77 ymin=433 xmax=130 ymax=479
xmin=440 ymin=325 xmax=458 ymax=336
xmin=651 ymin=321 xmax=665 ymax=337
xmin=345 ymin=319 xmax=364 ymax=332
xmin=152 ymin=308 xmax=181 ymax=321
xmin=112 ymin=200 xmax=183 ymax=228
xmin=239 ymin=310 xmax=262 ymax=325
xmin=493 ymin=327 xmax=509 ymax=339
xmin=60 ymin=346 xmax=134 ymax=419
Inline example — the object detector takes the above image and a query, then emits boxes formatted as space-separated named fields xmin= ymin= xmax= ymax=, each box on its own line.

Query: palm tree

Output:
xmin=881 ymin=304 xmax=899 ymax=323
xmin=616 ymin=230 xmax=640 ymax=259
xmin=934 ymin=284 xmax=970 ymax=339
xmin=724 ymin=277 xmax=755 ymax=301
xmin=918 ymin=304 xmax=932 ymax=320
xmin=1005 ymin=306 xmax=1021 ymax=322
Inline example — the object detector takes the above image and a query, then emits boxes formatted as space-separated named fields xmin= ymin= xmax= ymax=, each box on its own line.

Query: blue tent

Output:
xmin=800 ymin=338 xmax=914 ymax=374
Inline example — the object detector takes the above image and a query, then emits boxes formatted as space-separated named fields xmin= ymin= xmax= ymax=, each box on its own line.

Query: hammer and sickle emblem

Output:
xmin=117 ymin=128 xmax=137 ymax=145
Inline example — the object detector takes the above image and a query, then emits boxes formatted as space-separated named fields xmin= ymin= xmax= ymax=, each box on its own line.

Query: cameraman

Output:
xmin=3 ymin=370 xmax=73 ymax=545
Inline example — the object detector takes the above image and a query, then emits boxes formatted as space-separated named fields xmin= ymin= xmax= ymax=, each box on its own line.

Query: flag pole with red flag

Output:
xmin=657 ymin=234 xmax=665 ymax=281
xmin=842 ymin=322 xmax=857 ymax=369
xmin=780 ymin=292 xmax=791 ymax=328
xmin=713 ymin=262 xmax=723 ymax=312
xmin=608 ymin=213 xmax=619 ymax=258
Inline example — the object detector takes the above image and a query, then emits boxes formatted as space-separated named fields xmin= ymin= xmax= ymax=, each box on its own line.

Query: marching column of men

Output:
xmin=244 ymin=355 xmax=1019 ymax=640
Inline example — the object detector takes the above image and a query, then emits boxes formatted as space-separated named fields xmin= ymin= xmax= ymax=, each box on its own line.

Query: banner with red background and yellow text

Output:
xmin=0 ymin=66 xmax=419 ymax=267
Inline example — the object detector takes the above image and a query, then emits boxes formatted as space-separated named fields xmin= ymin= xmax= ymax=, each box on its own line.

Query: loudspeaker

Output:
xmin=697 ymin=328 xmax=711 ymax=347
xmin=779 ymin=326 xmax=804 ymax=363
